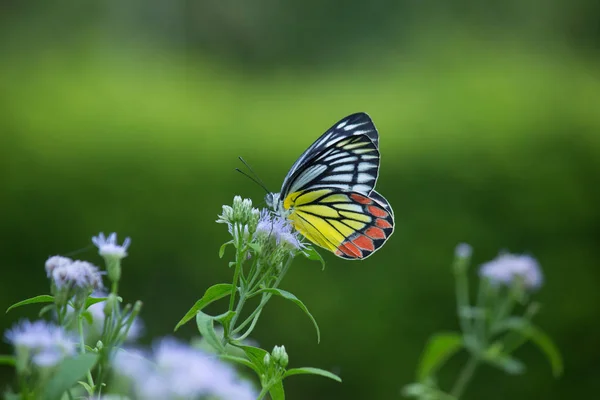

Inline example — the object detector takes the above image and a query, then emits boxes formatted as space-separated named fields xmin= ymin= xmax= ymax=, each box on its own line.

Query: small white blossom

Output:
xmin=217 ymin=197 xmax=261 ymax=236
xmin=5 ymin=320 xmax=76 ymax=367
xmin=92 ymin=232 xmax=131 ymax=260
xmin=45 ymin=256 xmax=73 ymax=278
xmin=113 ymin=338 xmax=256 ymax=400
xmin=455 ymin=243 xmax=473 ymax=259
xmin=479 ymin=252 xmax=543 ymax=290
xmin=51 ymin=260 xmax=103 ymax=292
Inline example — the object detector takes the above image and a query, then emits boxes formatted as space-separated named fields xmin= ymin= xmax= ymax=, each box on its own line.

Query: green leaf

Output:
xmin=174 ymin=284 xmax=234 ymax=331
xmin=215 ymin=310 xmax=236 ymax=333
xmin=284 ymin=367 xmax=342 ymax=383
xmin=255 ymin=288 xmax=320 ymax=343
xmin=84 ymin=297 xmax=108 ymax=309
xmin=6 ymin=295 xmax=54 ymax=313
xmin=416 ymin=332 xmax=463 ymax=381
xmin=43 ymin=353 xmax=98 ymax=400
xmin=483 ymin=352 xmax=525 ymax=375
xmin=302 ymin=246 xmax=326 ymax=270
xmin=77 ymin=380 xmax=94 ymax=395
xmin=81 ymin=310 xmax=93 ymax=325
xmin=196 ymin=311 xmax=225 ymax=353
xmin=219 ymin=241 xmax=233 ymax=258
xmin=0 ymin=355 xmax=16 ymax=366
xmin=39 ymin=304 xmax=56 ymax=317
xmin=269 ymin=380 xmax=285 ymax=400
xmin=219 ymin=354 xmax=260 ymax=375
xmin=502 ymin=317 xmax=563 ymax=377
xmin=236 ymin=345 xmax=268 ymax=375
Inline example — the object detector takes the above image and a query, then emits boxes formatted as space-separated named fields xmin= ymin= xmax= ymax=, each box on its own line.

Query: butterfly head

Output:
xmin=265 ymin=192 xmax=280 ymax=210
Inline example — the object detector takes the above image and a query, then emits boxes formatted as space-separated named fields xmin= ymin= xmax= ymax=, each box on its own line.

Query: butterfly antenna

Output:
xmin=63 ymin=244 xmax=95 ymax=257
xmin=236 ymin=157 xmax=270 ymax=194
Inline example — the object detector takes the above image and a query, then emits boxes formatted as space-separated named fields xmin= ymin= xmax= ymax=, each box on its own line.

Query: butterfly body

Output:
xmin=266 ymin=113 xmax=394 ymax=259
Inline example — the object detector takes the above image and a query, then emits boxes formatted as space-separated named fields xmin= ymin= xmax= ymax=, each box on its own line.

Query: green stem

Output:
xmin=77 ymin=312 xmax=95 ymax=393
xmin=454 ymin=260 xmax=472 ymax=339
xmin=256 ymin=385 xmax=270 ymax=400
xmin=233 ymin=256 xmax=293 ymax=336
xmin=474 ymin=279 xmax=490 ymax=347
xmin=111 ymin=281 xmax=118 ymax=295
xmin=236 ymin=309 xmax=262 ymax=341
xmin=450 ymin=355 xmax=479 ymax=399
xmin=229 ymin=229 xmax=244 ymax=312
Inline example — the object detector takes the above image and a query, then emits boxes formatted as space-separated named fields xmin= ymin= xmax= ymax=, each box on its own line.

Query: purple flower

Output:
xmin=5 ymin=320 xmax=76 ymax=367
xmin=51 ymin=260 xmax=103 ymax=292
xmin=113 ymin=338 xmax=256 ymax=400
xmin=479 ymin=253 xmax=543 ymax=290
xmin=255 ymin=210 xmax=303 ymax=251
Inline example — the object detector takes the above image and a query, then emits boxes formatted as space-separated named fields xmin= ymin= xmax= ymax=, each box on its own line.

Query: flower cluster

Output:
xmin=113 ymin=338 xmax=256 ymax=400
xmin=217 ymin=196 xmax=261 ymax=239
xmin=254 ymin=209 xmax=304 ymax=265
xmin=5 ymin=320 xmax=76 ymax=369
xmin=479 ymin=252 xmax=543 ymax=290
xmin=45 ymin=256 xmax=103 ymax=307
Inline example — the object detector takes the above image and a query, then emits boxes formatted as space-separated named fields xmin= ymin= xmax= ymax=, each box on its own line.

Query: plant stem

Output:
xmin=450 ymin=355 xmax=479 ymax=399
xmin=256 ymin=385 xmax=270 ymax=400
xmin=77 ymin=312 xmax=95 ymax=392
xmin=454 ymin=260 xmax=472 ymax=339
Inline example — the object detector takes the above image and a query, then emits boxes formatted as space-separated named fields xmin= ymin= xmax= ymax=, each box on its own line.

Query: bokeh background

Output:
xmin=1 ymin=1 xmax=600 ymax=399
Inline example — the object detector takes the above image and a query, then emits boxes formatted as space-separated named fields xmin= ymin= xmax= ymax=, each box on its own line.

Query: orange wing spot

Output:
xmin=375 ymin=218 xmax=392 ymax=229
xmin=352 ymin=235 xmax=375 ymax=251
xmin=350 ymin=193 xmax=371 ymax=205
xmin=368 ymin=205 xmax=388 ymax=218
xmin=337 ymin=241 xmax=362 ymax=258
xmin=365 ymin=227 xmax=386 ymax=240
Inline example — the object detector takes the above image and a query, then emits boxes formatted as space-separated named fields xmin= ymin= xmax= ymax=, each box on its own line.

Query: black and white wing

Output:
xmin=280 ymin=113 xmax=380 ymax=197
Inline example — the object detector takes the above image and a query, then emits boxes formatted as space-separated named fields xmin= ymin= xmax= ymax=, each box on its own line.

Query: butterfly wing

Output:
xmin=284 ymin=188 xmax=394 ymax=259
xmin=281 ymin=113 xmax=380 ymax=199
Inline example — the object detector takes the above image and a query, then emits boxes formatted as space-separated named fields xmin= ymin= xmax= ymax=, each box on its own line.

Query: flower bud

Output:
xmin=263 ymin=353 xmax=271 ymax=366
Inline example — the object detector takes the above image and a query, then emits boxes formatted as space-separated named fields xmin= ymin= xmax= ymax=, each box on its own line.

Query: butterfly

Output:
xmin=265 ymin=113 xmax=394 ymax=259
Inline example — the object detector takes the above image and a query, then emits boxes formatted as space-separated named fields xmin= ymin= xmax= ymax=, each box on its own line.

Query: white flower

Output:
xmin=113 ymin=338 xmax=256 ymax=400
xmin=51 ymin=260 xmax=103 ymax=292
xmin=45 ymin=256 xmax=73 ymax=278
xmin=479 ymin=252 xmax=543 ymax=290
xmin=5 ymin=320 xmax=76 ymax=367
xmin=455 ymin=243 xmax=473 ymax=259
xmin=92 ymin=232 xmax=131 ymax=260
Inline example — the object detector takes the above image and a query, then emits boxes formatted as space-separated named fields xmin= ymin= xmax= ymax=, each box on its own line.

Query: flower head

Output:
xmin=51 ymin=260 xmax=103 ymax=292
xmin=113 ymin=338 xmax=256 ymax=400
xmin=455 ymin=243 xmax=473 ymax=259
xmin=92 ymin=232 xmax=131 ymax=260
xmin=255 ymin=209 xmax=303 ymax=252
xmin=45 ymin=256 xmax=73 ymax=278
xmin=479 ymin=252 xmax=543 ymax=290
xmin=5 ymin=320 xmax=76 ymax=368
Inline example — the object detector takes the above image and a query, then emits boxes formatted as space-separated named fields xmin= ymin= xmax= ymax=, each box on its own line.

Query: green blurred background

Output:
xmin=1 ymin=1 xmax=599 ymax=399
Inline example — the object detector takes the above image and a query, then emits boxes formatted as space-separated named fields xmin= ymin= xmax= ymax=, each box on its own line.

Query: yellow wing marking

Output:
xmin=321 ymin=193 xmax=352 ymax=203
xmin=288 ymin=212 xmax=339 ymax=252
xmin=294 ymin=211 xmax=345 ymax=245
xmin=284 ymin=189 xmax=331 ymax=210
xmin=339 ymin=210 xmax=372 ymax=223
xmin=329 ymin=220 xmax=355 ymax=238
xmin=296 ymin=204 xmax=340 ymax=218
xmin=343 ymin=219 xmax=367 ymax=230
